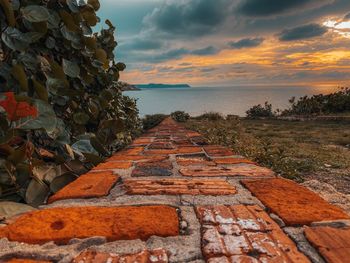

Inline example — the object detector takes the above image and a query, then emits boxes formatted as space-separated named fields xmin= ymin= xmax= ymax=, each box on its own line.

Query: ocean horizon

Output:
xmin=125 ymin=85 xmax=343 ymax=117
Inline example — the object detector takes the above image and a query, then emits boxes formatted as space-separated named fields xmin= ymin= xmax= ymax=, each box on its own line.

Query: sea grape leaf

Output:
xmin=73 ymin=112 xmax=89 ymax=125
xmin=1 ymin=27 xmax=29 ymax=51
xmin=17 ymin=100 xmax=57 ymax=133
xmin=62 ymin=59 xmax=80 ymax=78
xmin=72 ymin=139 xmax=98 ymax=155
xmin=0 ymin=0 xmax=16 ymax=26
xmin=21 ymin=5 xmax=50 ymax=23
xmin=25 ymin=178 xmax=50 ymax=207
xmin=32 ymin=79 xmax=48 ymax=102
xmin=50 ymin=172 xmax=76 ymax=193
xmin=0 ymin=201 xmax=36 ymax=219
xmin=11 ymin=64 xmax=28 ymax=91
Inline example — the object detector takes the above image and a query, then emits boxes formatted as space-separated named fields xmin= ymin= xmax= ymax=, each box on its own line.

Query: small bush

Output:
xmin=246 ymin=102 xmax=275 ymax=119
xmin=196 ymin=112 xmax=225 ymax=121
xmin=142 ymin=114 xmax=167 ymax=130
xmin=171 ymin=111 xmax=190 ymax=122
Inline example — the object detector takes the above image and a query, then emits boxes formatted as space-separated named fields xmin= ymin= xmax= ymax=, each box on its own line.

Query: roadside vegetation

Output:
xmin=246 ymin=87 xmax=350 ymax=118
xmin=0 ymin=0 xmax=141 ymax=206
xmin=183 ymin=112 xmax=350 ymax=194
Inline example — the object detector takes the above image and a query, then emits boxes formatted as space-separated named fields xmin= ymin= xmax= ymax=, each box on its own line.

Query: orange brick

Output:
xmin=124 ymin=178 xmax=236 ymax=195
xmin=92 ymin=161 xmax=132 ymax=170
xmin=72 ymin=249 xmax=168 ymax=263
xmin=176 ymin=155 xmax=216 ymax=166
xmin=145 ymin=146 xmax=202 ymax=155
xmin=204 ymin=146 xmax=234 ymax=157
xmin=131 ymin=137 xmax=153 ymax=145
xmin=214 ymin=158 xmax=256 ymax=165
xmin=242 ymin=178 xmax=349 ymax=225
xmin=196 ymin=205 xmax=310 ymax=262
xmin=5 ymin=260 xmax=51 ymax=263
xmin=0 ymin=206 xmax=179 ymax=245
xmin=180 ymin=165 xmax=274 ymax=177
xmin=305 ymin=226 xmax=350 ymax=263
xmin=113 ymin=147 xmax=145 ymax=156
xmin=48 ymin=172 xmax=118 ymax=204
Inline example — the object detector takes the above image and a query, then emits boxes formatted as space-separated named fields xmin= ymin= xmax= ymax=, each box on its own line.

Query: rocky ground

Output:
xmin=0 ymin=118 xmax=349 ymax=263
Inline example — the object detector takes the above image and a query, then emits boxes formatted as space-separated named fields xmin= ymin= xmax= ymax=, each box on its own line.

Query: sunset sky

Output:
xmin=98 ymin=0 xmax=350 ymax=86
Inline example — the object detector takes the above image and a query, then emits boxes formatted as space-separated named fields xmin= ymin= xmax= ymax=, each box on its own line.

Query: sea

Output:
xmin=124 ymin=85 xmax=343 ymax=117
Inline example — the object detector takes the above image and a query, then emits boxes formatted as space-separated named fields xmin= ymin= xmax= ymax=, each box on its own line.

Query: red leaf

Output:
xmin=0 ymin=92 xmax=38 ymax=121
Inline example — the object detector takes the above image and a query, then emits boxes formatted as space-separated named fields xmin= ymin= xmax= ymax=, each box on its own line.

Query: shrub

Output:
xmin=171 ymin=111 xmax=190 ymax=122
xmin=246 ymin=102 xmax=275 ymax=119
xmin=282 ymin=88 xmax=350 ymax=116
xmin=195 ymin=112 xmax=225 ymax=121
xmin=0 ymin=0 xmax=141 ymax=206
xmin=142 ymin=114 xmax=167 ymax=130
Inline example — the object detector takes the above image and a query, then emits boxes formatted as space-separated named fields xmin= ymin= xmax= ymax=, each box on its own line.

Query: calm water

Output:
xmin=125 ymin=85 xmax=341 ymax=117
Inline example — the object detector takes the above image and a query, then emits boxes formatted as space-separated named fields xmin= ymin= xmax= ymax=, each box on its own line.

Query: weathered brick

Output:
xmin=132 ymin=160 xmax=173 ymax=177
xmin=48 ymin=172 xmax=118 ymax=204
xmin=149 ymin=142 xmax=174 ymax=149
xmin=242 ymin=178 xmax=349 ymax=225
xmin=124 ymin=178 xmax=236 ymax=195
xmin=196 ymin=205 xmax=310 ymax=262
xmin=0 ymin=206 xmax=179 ymax=245
xmin=131 ymin=137 xmax=153 ymax=145
xmin=4 ymin=260 xmax=51 ymax=263
xmin=92 ymin=161 xmax=132 ymax=170
xmin=145 ymin=146 xmax=202 ymax=155
xmin=176 ymin=155 xmax=216 ymax=166
xmin=305 ymin=226 xmax=350 ymax=263
xmin=180 ymin=165 xmax=274 ymax=177
xmin=214 ymin=158 xmax=256 ymax=165
xmin=72 ymin=249 xmax=168 ymax=263
xmin=204 ymin=146 xmax=234 ymax=157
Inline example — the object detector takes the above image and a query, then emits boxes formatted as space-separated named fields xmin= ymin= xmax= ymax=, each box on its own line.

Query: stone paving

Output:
xmin=0 ymin=117 xmax=349 ymax=263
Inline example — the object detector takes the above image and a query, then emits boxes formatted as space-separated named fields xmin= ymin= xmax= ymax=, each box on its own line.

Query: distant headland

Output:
xmin=135 ymin=83 xmax=191 ymax=89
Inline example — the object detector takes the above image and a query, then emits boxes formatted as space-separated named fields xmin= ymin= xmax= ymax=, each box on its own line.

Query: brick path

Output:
xmin=0 ymin=118 xmax=349 ymax=263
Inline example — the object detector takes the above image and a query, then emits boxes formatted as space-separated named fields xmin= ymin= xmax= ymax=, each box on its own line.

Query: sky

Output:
xmin=97 ymin=0 xmax=350 ymax=86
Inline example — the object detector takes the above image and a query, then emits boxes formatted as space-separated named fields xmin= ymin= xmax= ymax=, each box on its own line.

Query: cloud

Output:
xmin=143 ymin=0 xmax=232 ymax=37
xmin=228 ymin=37 xmax=264 ymax=49
xmin=278 ymin=23 xmax=328 ymax=41
xmin=191 ymin=46 xmax=218 ymax=55
xmin=344 ymin=12 xmax=350 ymax=20
xmin=149 ymin=46 xmax=219 ymax=63
xmin=121 ymin=38 xmax=163 ymax=51
xmin=236 ymin=0 xmax=331 ymax=17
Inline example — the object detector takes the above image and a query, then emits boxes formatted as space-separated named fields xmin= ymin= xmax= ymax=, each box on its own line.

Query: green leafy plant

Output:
xmin=195 ymin=112 xmax=225 ymax=121
xmin=171 ymin=111 xmax=190 ymax=122
xmin=246 ymin=102 xmax=275 ymax=119
xmin=0 ymin=0 xmax=141 ymax=206
xmin=142 ymin=114 xmax=167 ymax=130
xmin=282 ymin=88 xmax=350 ymax=116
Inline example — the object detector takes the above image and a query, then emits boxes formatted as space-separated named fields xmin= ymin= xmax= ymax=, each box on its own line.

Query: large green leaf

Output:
xmin=50 ymin=172 xmax=77 ymax=193
xmin=17 ymin=100 xmax=57 ymax=133
xmin=62 ymin=59 xmax=80 ymax=78
xmin=1 ymin=27 xmax=29 ymax=51
xmin=72 ymin=139 xmax=98 ymax=155
xmin=25 ymin=178 xmax=50 ymax=207
xmin=73 ymin=112 xmax=89 ymax=125
xmin=21 ymin=5 xmax=50 ymax=22
xmin=0 ymin=201 xmax=36 ymax=220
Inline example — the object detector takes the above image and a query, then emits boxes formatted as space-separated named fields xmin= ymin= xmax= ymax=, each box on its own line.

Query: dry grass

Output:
xmin=185 ymin=118 xmax=350 ymax=191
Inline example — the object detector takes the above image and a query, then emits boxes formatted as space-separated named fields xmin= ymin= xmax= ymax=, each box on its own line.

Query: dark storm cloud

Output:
xmin=228 ymin=37 xmax=264 ymax=49
xmin=236 ymin=0 xmax=332 ymax=17
xmin=143 ymin=0 xmax=232 ymax=36
xmin=122 ymin=38 xmax=163 ymax=51
xmin=344 ymin=12 xmax=350 ymax=19
xmin=191 ymin=46 xmax=218 ymax=55
xmin=278 ymin=24 xmax=328 ymax=41
xmin=149 ymin=46 xmax=219 ymax=63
